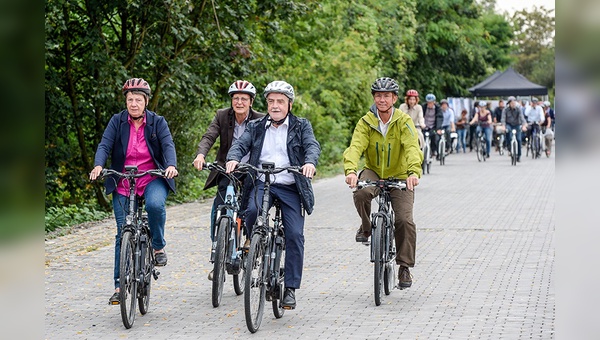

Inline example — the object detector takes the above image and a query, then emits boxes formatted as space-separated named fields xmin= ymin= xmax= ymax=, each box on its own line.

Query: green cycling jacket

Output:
xmin=343 ymin=106 xmax=423 ymax=179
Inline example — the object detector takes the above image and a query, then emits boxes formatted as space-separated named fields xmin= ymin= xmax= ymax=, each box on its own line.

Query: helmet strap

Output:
xmin=266 ymin=112 xmax=289 ymax=128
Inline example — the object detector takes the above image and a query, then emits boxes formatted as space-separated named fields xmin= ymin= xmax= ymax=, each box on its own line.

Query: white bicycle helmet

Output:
xmin=543 ymin=100 xmax=551 ymax=107
xmin=263 ymin=80 xmax=295 ymax=102
xmin=228 ymin=80 xmax=257 ymax=98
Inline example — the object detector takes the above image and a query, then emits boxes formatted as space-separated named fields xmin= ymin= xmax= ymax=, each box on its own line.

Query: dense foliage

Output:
xmin=45 ymin=0 xmax=527 ymax=230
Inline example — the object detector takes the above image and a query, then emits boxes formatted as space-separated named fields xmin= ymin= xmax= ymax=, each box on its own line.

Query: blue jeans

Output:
xmin=245 ymin=181 xmax=305 ymax=289
xmin=456 ymin=129 xmax=467 ymax=152
xmin=506 ymin=124 xmax=522 ymax=158
xmin=476 ymin=125 xmax=493 ymax=156
xmin=112 ymin=178 xmax=169 ymax=288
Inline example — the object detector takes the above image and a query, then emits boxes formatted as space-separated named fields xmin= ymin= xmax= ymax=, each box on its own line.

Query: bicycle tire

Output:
xmin=511 ymin=140 xmax=517 ymax=166
xmin=372 ymin=217 xmax=384 ymax=306
xmin=137 ymin=230 xmax=152 ymax=315
xmin=119 ymin=230 xmax=137 ymax=329
xmin=421 ymin=145 xmax=428 ymax=175
xmin=244 ymin=233 xmax=266 ymax=333
xmin=438 ymin=139 xmax=445 ymax=166
xmin=383 ymin=225 xmax=395 ymax=295
xmin=272 ymin=246 xmax=285 ymax=319
xmin=233 ymin=250 xmax=246 ymax=296
xmin=476 ymin=137 xmax=482 ymax=162
xmin=212 ymin=218 xmax=228 ymax=307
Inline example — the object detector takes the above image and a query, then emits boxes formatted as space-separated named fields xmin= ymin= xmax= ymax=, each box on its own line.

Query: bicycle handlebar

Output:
xmin=234 ymin=162 xmax=304 ymax=176
xmin=100 ymin=168 xmax=166 ymax=179
xmin=356 ymin=179 xmax=407 ymax=191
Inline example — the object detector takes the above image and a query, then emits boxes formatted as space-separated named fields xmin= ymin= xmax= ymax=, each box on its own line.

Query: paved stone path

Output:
xmin=45 ymin=149 xmax=555 ymax=339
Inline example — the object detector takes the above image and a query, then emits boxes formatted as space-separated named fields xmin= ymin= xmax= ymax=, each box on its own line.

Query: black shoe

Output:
xmin=281 ymin=288 xmax=296 ymax=309
xmin=517 ymin=157 xmax=521 ymax=162
xmin=355 ymin=228 xmax=370 ymax=243
xmin=109 ymin=291 xmax=120 ymax=305
xmin=155 ymin=251 xmax=168 ymax=266
xmin=398 ymin=266 xmax=412 ymax=289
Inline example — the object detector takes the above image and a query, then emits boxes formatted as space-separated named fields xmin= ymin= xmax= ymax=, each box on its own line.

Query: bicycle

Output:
xmin=422 ymin=131 xmax=432 ymax=174
xmin=509 ymin=129 xmax=518 ymax=166
xmin=475 ymin=130 xmax=487 ymax=162
xmin=98 ymin=166 xmax=165 ymax=329
xmin=438 ymin=131 xmax=446 ymax=166
xmin=494 ymin=124 xmax=505 ymax=156
xmin=529 ymin=123 xmax=542 ymax=159
xmin=202 ymin=163 xmax=247 ymax=307
xmin=242 ymin=162 xmax=304 ymax=333
xmin=356 ymin=179 xmax=407 ymax=306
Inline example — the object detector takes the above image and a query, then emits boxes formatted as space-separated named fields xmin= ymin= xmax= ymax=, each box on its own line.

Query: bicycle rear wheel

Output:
xmin=138 ymin=231 xmax=152 ymax=315
xmin=272 ymin=246 xmax=285 ymax=318
xmin=212 ymin=218 xmax=228 ymax=307
xmin=119 ymin=230 xmax=137 ymax=329
xmin=233 ymin=250 xmax=246 ymax=296
xmin=244 ymin=233 xmax=266 ymax=333
xmin=372 ymin=218 xmax=385 ymax=306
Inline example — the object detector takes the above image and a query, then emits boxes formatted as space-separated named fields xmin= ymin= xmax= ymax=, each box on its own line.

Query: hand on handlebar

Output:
xmin=406 ymin=175 xmax=419 ymax=191
xmin=345 ymin=173 xmax=358 ymax=189
xmin=225 ymin=160 xmax=239 ymax=174
xmin=164 ymin=166 xmax=178 ymax=179
xmin=192 ymin=154 xmax=205 ymax=170
xmin=89 ymin=165 xmax=103 ymax=181
xmin=302 ymin=163 xmax=316 ymax=179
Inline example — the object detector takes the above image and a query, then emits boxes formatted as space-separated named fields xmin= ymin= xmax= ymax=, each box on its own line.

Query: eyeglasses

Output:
xmin=232 ymin=96 xmax=250 ymax=103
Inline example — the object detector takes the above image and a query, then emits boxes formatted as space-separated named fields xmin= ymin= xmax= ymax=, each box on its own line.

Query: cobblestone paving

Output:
xmin=45 ymin=149 xmax=554 ymax=339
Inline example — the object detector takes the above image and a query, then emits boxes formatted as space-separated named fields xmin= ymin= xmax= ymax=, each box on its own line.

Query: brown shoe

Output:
xmin=243 ymin=238 xmax=251 ymax=249
xmin=355 ymin=227 xmax=370 ymax=242
xmin=398 ymin=266 xmax=412 ymax=288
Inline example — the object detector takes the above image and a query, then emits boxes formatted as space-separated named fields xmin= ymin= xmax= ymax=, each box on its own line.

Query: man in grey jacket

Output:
xmin=501 ymin=96 xmax=528 ymax=162
xmin=226 ymin=80 xmax=321 ymax=310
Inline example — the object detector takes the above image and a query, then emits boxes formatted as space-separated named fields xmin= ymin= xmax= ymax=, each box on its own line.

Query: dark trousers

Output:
xmin=245 ymin=181 xmax=305 ymax=289
xmin=353 ymin=169 xmax=416 ymax=268
xmin=468 ymin=124 xmax=477 ymax=151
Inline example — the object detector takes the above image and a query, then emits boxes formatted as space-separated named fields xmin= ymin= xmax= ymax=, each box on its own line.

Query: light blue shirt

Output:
xmin=525 ymin=105 xmax=544 ymax=124
xmin=442 ymin=108 xmax=455 ymax=127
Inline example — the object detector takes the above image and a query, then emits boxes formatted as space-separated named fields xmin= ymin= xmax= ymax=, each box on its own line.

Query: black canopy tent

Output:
xmin=468 ymin=67 xmax=547 ymax=97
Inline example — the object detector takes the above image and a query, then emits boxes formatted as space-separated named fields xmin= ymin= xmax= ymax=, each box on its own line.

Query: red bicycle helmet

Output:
xmin=228 ymin=80 xmax=257 ymax=98
xmin=406 ymin=89 xmax=419 ymax=97
xmin=122 ymin=78 xmax=151 ymax=96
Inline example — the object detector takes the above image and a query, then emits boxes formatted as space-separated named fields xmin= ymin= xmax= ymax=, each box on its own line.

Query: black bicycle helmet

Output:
xmin=371 ymin=77 xmax=399 ymax=95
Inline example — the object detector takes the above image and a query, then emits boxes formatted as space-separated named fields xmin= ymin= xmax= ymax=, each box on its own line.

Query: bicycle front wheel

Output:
xmin=272 ymin=246 xmax=285 ymax=318
xmin=244 ymin=233 xmax=266 ymax=333
xmin=421 ymin=145 xmax=428 ymax=175
xmin=439 ymin=139 xmax=445 ymax=166
xmin=372 ymin=218 xmax=385 ymax=306
xmin=511 ymin=141 xmax=517 ymax=166
xmin=476 ymin=138 xmax=482 ymax=162
xmin=212 ymin=218 xmax=228 ymax=307
xmin=383 ymin=226 xmax=395 ymax=296
xmin=233 ymin=249 xmax=246 ymax=296
xmin=119 ymin=230 xmax=137 ymax=329
xmin=138 ymin=231 xmax=153 ymax=315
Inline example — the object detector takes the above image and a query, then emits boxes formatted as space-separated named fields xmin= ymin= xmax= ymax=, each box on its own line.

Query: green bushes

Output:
xmin=45 ymin=204 xmax=111 ymax=233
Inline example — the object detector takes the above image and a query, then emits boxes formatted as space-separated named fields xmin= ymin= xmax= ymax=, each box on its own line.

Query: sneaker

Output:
xmin=281 ymin=288 xmax=296 ymax=310
xmin=207 ymin=270 xmax=214 ymax=281
xmin=155 ymin=250 xmax=167 ymax=266
xmin=398 ymin=266 xmax=412 ymax=288
xmin=108 ymin=291 xmax=120 ymax=305
xmin=355 ymin=227 xmax=370 ymax=243
xmin=243 ymin=238 xmax=251 ymax=249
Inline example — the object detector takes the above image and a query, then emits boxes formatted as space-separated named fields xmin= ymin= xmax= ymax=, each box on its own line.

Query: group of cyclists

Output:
xmin=89 ymin=75 xmax=553 ymax=327
xmin=397 ymin=88 xmax=555 ymax=164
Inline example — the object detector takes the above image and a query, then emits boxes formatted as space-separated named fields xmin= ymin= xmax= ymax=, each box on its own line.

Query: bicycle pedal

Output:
xmin=362 ymin=241 xmax=370 ymax=246
xmin=282 ymin=305 xmax=295 ymax=310
xmin=109 ymin=301 xmax=120 ymax=305
xmin=153 ymin=270 xmax=160 ymax=280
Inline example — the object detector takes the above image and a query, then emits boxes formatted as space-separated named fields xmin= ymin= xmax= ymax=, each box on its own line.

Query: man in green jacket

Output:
xmin=343 ymin=77 xmax=423 ymax=289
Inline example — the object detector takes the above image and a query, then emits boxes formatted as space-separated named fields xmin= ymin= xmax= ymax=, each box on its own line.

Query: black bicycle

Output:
xmin=476 ymin=130 xmax=487 ymax=162
xmin=422 ymin=131 xmax=432 ymax=174
xmin=99 ymin=166 xmax=165 ymax=329
xmin=242 ymin=162 xmax=304 ymax=333
xmin=509 ymin=128 xmax=518 ymax=166
xmin=202 ymin=163 xmax=247 ymax=307
xmin=356 ymin=178 xmax=407 ymax=306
